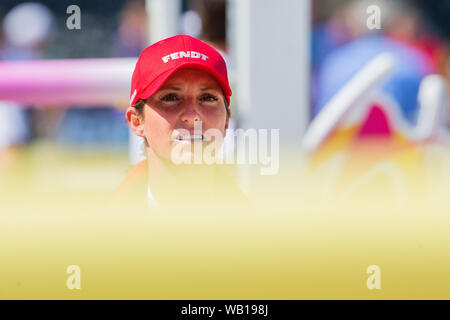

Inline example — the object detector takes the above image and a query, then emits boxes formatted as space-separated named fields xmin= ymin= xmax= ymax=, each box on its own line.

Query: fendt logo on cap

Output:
xmin=162 ymin=51 xmax=209 ymax=64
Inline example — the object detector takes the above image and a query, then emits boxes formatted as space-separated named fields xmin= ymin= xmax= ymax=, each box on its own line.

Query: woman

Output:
xmin=119 ymin=34 xmax=244 ymax=209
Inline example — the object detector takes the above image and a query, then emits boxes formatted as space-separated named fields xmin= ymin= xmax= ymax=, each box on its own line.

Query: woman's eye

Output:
xmin=160 ymin=93 xmax=179 ymax=102
xmin=200 ymin=94 xmax=219 ymax=102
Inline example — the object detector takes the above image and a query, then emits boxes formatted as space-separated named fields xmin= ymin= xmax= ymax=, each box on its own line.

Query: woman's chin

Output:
xmin=168 ymin=141 xmax=219 ymax=165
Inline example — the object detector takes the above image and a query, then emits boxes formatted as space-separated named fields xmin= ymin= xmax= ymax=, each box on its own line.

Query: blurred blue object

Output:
xmin=315 ymin=36 xmax=434 ymax=124
xmin=58 ymin=107 xmax=129 ymax=150
xmin=0 ymin=102 xmax=29 ymax=150
xmin=312 ymin=25 xmax=346 ymax=72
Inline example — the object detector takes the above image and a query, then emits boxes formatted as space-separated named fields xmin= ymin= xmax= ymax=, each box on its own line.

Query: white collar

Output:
xmin=147 ymin=184 xmax=160 ymax=210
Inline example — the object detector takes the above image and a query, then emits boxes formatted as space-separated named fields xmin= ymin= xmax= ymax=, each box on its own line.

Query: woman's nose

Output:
xmin=180 ymin=100 xmax=201 ymax=125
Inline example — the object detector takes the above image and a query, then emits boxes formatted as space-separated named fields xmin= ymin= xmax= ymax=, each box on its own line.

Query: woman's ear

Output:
xmin=126 ymin=106 xmax=145 ymax=137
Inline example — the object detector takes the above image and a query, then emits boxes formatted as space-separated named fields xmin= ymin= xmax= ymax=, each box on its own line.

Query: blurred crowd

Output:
xmin=312 ymin=0 xmax=450 ymax=125
xmin=0 ymin=1 xmax=132 ymax=156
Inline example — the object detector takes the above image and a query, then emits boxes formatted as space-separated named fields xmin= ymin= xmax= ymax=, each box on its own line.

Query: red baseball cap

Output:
xmin=129 ymin=34 xmax=232 ymax=107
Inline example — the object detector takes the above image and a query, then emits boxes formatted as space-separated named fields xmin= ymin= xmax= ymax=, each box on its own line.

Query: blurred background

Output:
xmin=0 ymin=0 xmax=449 ymax=203
xmin=2 ymin=0 xmax=450 ymax=300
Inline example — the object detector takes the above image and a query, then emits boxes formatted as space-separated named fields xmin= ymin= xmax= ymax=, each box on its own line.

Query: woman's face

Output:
xmin=128 ymin=68 xmax=229 ymax=163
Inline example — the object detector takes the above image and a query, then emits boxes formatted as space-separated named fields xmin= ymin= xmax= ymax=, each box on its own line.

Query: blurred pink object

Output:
xmin=0 ymin=58 xmax=137 ymax=106
xmin=358 ymin=104 xmax=393 ymax=138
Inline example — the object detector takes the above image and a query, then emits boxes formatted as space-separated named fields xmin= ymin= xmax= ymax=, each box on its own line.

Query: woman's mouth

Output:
xmin=174 ymin=134 xmax=204 ymax=142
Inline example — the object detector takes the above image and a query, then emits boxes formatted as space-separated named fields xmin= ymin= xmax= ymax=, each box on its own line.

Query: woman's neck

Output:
xmin=146 ymin=148 xmax=218 ymax=203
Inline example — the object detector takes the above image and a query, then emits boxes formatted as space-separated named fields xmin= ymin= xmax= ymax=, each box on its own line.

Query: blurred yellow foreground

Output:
xmin=1 ymin=140 xmax=450 ymax=299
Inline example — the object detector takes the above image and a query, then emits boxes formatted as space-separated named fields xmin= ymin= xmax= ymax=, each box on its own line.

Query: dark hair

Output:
xmin=132 ymin=99 xmax=146 ymax=116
